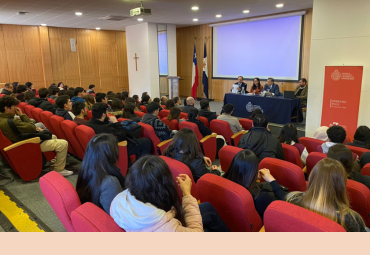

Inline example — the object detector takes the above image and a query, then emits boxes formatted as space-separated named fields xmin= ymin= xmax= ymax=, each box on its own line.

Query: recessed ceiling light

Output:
xmin=243 ymin=10 xmax=250 ymax=14
xmin=216 ymin=14 xmax=222 ymax=18
xmin=137 ymin=18 xmax=143 ymax=21
xmin=41 ymin=24 xmax=47 ymax=26
xmin=191 ymin=6 xmax=199 ymax=11
xmin=276 ymin=4 xmax=284 ymax=8
xmin=96 ymin=27 xmax=100 ymax=30
xmin=75 ymin=12 xmax=83 ymax=16
xmin=193 ymin=18 xmax=198 ymax=22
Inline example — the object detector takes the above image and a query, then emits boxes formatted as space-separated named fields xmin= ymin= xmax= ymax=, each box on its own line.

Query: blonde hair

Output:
xmin=287 ymin=158 xmax=364 ymax=228
xmin=85 ymin=94 xmax=95 ymax=111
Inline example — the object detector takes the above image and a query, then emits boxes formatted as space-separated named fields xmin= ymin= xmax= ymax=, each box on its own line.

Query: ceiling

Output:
xmin=0 ymin=0 xmax=313 ymax=31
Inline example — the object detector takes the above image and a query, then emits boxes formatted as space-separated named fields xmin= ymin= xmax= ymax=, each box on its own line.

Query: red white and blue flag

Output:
xmin=191 ymin=44 xmax=199 ymax=99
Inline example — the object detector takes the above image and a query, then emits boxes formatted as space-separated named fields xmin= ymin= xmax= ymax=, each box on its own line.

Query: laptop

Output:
xmin=284 ymin=91 xmax=295 ymax=99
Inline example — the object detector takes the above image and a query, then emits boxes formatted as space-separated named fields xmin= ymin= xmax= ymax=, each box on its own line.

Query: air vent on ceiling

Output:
xmin=17 ymin=11 xmax=28 ymax=15
xmin=99 ymin=15 xmax=128 ymax=21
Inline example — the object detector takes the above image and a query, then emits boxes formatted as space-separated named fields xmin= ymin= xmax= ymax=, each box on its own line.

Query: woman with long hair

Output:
xmin=110 ymin=155 xmax=229 ymax=232
xmin=224 ymin=149 xmax=286 ymax=219
xmin=249 ymin=109 xmax=262 ymax=120
xmin=187 ymin=108 xmax=212 ymax=137
xmin=346 ymin=126 xmax=370 ymax=150
xmin=278 ymin=123 xmax=308 ymax=164
xmin=109 ymin=98 xmax=124 ymax=118
xmin=122 ymin=102 xmax=141 ymax=122
xmin=84 ymin=94 xmax=95 ymax=111
xmin=250 ymin=78 xmax=263 ymax=94
xmin=286 ymin=158 xmax=366 ymax=232
xmin=76 ymin=134 xmax=125 ymax=215
xmin=167 ymin=107 xmax=181 ymax=122
xmin=165 ymin=99 xmax=175 ymax=110
xmin=164 ymin=128 xmax=221 ymax=182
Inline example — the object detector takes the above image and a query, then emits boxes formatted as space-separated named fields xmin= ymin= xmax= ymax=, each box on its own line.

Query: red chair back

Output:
xmin=219 ymin=145 xmax=243 ymax=173
xmin=259 ymin=158 xmax=307 ymax=192
xmin=159 ymin=156 xmax=199 ymax=200
xmin=161 ymin=105 xmax=166 ymax=109
xmin=346 ymin=145 xmax=370 ymax=158
xmin=75 ymin=125 xmax=95 ymax=151
xmin=39 ymin=171 xmax=81 ymax=232
xmin=24 ymin=105 xmax=35 ymax=118
xmin=40 ymin=111 xmax=56 ymax=135
xmin=47 ymin=98 xmax=55 ymax=105
xmin=85 ymin=110 xmax=92 ymax=120
xmin=361 ymin=163 xmax=370 ymax=177
xmin=346 ymin=179 xmax=370 ymax=227
xmin=210 ymin=119 xmax=234 ymax=145
xmin=134 ymin=111 xmax=145 ymax=118
xmin=264 ymin=201 xmax=346 ymax=232
xmin=138 ymin=123 xmax=160 ymax=155
xmin=179 ymin=121 xmax=203 ymax=141
xmin=162 ymin=117 xmax=179 ymax=130
xmin=31 ymin=107 xmax=43 ymax=123
xmin=197 ymin=174 xmax=262 ymax=232
xmin=0 ymin=129 xmax=18 ymax=172
xmin=299 ymin=137 xmax=325 ymax=153
xmin=159 ymin=109 xmax=170 ymax=119
xmin=18 ymin=102 xmax=28 ymax=113
xmin=71 ymin=203 xmax=124 ymax=232
xmin=306 ymin=152 xmax=327 ymax=177
xmin=139 ymin=105 xmax=147 ymax=113
xmin=281 ymin=143 xmax=303 ymax=168
xmin=198 ymin=116 xmax=210 ymax=128
xmin=61 ymin=120 xmax=85 ymax=159
xmin=179 ymin=112 xmax=188 ymax=120
xmin=50 ymin=115 xmax=77 ymax=156
xmin=239 ymin=119 xmax=253 ymax=130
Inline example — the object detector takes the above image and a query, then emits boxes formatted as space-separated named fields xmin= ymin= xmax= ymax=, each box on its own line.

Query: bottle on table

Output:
xmin=242 ymin=87 xmax=245 ymax=95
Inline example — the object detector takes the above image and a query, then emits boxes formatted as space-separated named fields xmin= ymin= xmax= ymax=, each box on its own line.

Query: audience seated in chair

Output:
xmin=217 ymin=104 xmax=242 ymax=134
xmin=165 ymin=99 xmax=175 ymax=110
xmin=313 ymin=126 xmax=329 ymax=141
xmin=152 ymin=97 xmax=164 ymax=111
xmin=278 ymin=124 xmax=308 ymax=165
xmin=87 ymin=84 xmax=95 ymax=95
xmin=24 ymin=91 xmax=36 ymax=104
xmin=140 ymin=93 xmax=151 ymax=106
xmin=187 ymin=108 xmax=212 ymax=138
xmin=109 ymin=98 xmax=124 ymax=118
xmin=76 ymin=134 xmax=125 ymax=215
xmin=224 ymin=149 xmax=287 ymax=219
xmin=167 ymin=107 xmax=184 ymax=123
xmin=346 ymin=126 xmax=370 ymax=150
xmin=29 ymin=88 xmax=57 ymax=113
xmin=1 ymin=83 xmax=13 ymax=96
xmin=72 ymin=102 xmax=88 ymax=126
xmin=199 ymin=100 xmax=217 ymax=124
xmin=48 ymin=87 xmax=60 ymax=101
xmin=161 ymin=96 xmax=168 ymax=106
xmin=181 ymin=97 xmax=196 ymax=114
xmin=238 ymin=114 xmax=284 ymax=161
xmin=71 ymin=87 xmax=86 ymax=103
xmin=286 ymin=158 xmax=366 ymax=232
xmin=0 ymin=95 xmax=72 ymax=176
xmin=55 ymin=95 xmax=75 ymax=121
xmin=110 ymin=155 xmax=229 ymax=232
xmin=84 ymin=94 xmax=95 ymax=111
xmin=164 ymin=128 xmax=221 ymax=183
xmin=122 ymin=102 xmax=141 ymax=122
xmin=16 ymin=85 xmax=27 ymax=102
xmin=321 ymin=125 xmax=346 ymax=153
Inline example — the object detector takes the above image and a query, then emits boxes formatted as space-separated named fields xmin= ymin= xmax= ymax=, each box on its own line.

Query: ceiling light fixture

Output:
xmin=243 ymin=10 xmax=250 ymax=14
xmin=41 ymin=24 xmax=47 ymax=26
xmin=138 ymin=18 xmax=143 ymax=21
xmin=276 ymin=4 xmax=284 ymax=8
xmin=96 ymin=27 xmax=100 ymax=30
xmin=75 ymin=12 xmax=83 ymax=16
xmin=216 ymin=14 xmax=222 ymax=18
xmin=191 ymin=6 xmax=199 ymax=11
xmin=193 ymin=18 xmax=198 ymax=22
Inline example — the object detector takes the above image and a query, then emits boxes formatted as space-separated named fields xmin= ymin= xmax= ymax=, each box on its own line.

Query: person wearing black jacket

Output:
xmin=224 ymin=149 xmax=287 ymax=219
xmin=181 ymin=97 xmax=196 ymax=113
xmin=187 ymin=108 xmax=212 ymax=138
xmin=29 ymin=88 xmax=57 ymax=113
xmin=199 ymin=100 xmax=217 ymax=124
xmin=238 ymin=114 xmax=284 ymax=161
xmin=1 ymin=83 xmax=13 ymax=95
xmin=85 ymin=103 xmax=151 ymax=159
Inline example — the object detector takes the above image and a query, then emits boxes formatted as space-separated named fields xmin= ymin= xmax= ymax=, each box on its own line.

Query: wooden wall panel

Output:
xmin=0 ymin=25 xmax=10 ymax=82
xmin=76 ymin=29 xmax=97 ymax=79
xmin=97 ymin=31 xmax=119 ymax=78
xmin=49 ymin=27 xmax=65 ymax=81
xmin=177 ymin=9 xmax=313 ymax=101
xmin=39 ymin=26 xmax=53 ymax=84
xmin=61 ymin=28 xmax=79 ymax=81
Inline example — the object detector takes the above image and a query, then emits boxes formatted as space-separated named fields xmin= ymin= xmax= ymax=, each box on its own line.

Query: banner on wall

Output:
xmin=321 ymin=66 xmax=363 ymax=139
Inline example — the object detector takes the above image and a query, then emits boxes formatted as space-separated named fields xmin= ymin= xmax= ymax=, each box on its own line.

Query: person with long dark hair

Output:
xmin=110 ymin=155 xmax=229 ymax=232
xmin=109 ymin=98 xmax=124 ymax=118
xmin=164 ymin=128 xmax=221 ymax=182
xmin=278 ymin=124 xmax=308 ymax=165
xmin=165 ymin=99 xmax=175 ymax=110
xmin=224 ymin=149 xmax=286 ymax=219
xmin=76 ymin=134 xmax=125 ymax=215
xmin=346 ymin=126 xmax=370 ymax=150
xmin=250 ymin=78 xmax=263 ymax=94
xmin=167 ymin=107 xmax=182 ymax=122
xmin=122 ymin=102 xmax=141 ymax=122
xmin=187 ymin=108 xmax=212 ymax=137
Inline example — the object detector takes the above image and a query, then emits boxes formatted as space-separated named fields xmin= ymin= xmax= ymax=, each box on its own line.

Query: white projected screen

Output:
xmin=212 ymin=15 xmax=303 ymax=81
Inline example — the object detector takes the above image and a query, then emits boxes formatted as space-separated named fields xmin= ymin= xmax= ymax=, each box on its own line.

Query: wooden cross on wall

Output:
xmin=133 ymin=53 xmax=139 ymax=71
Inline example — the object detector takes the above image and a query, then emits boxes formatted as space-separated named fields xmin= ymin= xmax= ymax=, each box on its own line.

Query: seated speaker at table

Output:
xmin=263 ymin=78 xmax=280 ymax=96
xmin=231 ymin=76 xmax=248 ymax=93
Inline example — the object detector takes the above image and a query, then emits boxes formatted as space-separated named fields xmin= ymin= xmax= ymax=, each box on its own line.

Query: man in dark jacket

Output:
xmin=86 ymin=103 xmax=151 ymax=159
xmin=199 ymin=100 xmax=217 ymax=124
xmin=141 ymin=102 xmax=174 ymax=141
xmin=1 ymin=83 xmax=13 ymax=95
xmin=29 ymin=88 xmax=57 ymax=113
xmin=181 ymin=97 xmax=196 ymax=113
xmin=238 ymin=114 xmax=284 ymax=161
xmin=55 ymin=95 xmax=75 ymax=120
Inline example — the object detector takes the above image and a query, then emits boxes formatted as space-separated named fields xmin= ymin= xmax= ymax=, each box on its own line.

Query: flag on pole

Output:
xmin=202 ymin=42 xmax=209 ymax=99
xmin=191 ymin=44 xmax=199 ymax=99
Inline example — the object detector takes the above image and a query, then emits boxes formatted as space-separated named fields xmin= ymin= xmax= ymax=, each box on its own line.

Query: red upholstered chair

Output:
xmin=239 ymin=119 xmax=253 ymax=130
xmin=299 ymin=137 xmax=325 ymax=153
xmin=0 ymin=93 xmax=4 ymax=98
xmin=139 ymin=105 xmax=147 ymax=113
xmin=179 ymin=121 xmax=217 ymax=162
xmin=361 ymin=163 xmax=370 ymax=177
xmin=61 ymin=120 xmax=85 ymax=160
xmin=162 ymin=117 xmax=179 ymax=130
xmin=138 ymin=122 xmax=160 ymax=155
xmin=134 ymin=111 xmax=145 ymax=118
xmin=31 ymin=107 xmax=43 ymax=123
xmin=75 ymin=125 xmax=95 ymax=151
xmin=47 ymin=98 xmax=55 ymax=105
xmin=306 ymin=152 xmax=327 ymax=177
xmin=39 ymin=171 xmax=81 ymax=232
xmin=346 ymin=179 xmax=370 ymax=227
xmin=281 ymin=143 xmax=303 ymax=168
xmin=346 ymin=145 xmax=370 ymax=158
xmin=344 ymin=136 xmax=352 ymax=144
xmin=159 ymin=109 xmax=170 ymax=119
xmin=219 ymin=145 xmax=243 ymax=173
xmin=259 ymin=158 xmax=307 ymax=192
xmin=117 ymin=118 xmax=129 ymax=122
xmin=157 ymin=139 xmax=173 ymax=155
xmin=24 ymin=105 xmax=35 ymax=118
xmin=197 ymin=174 xmax=262 ymax=232
xmin=179 ymin=112 xmax=188 ymax=120
xmin=159 ymin=156 xmax=199 ymax=200
xmin=198 ymin=116 xmax=210 ymax=128
xmin=85 ymin=110 xmax=92 ymax=120
xmin=0 ymin=130 xmax=55 ymax=181
xmin=264 ymin=201 xmax=346 ymax=232
xmin=210 ymin=119 xmax=244 ymax=146
xmin=18 ymin=102 xmax=28 ymax=113
xmin=40 ymin=111 xmax=56 ymax=136
xmin=50 ymin=115 xmax=77 ymax=156
xmin=161 ymin=105 xmax=166 ymax=109
xmin=71 ymin=202 xmax=124 ymax=232
xmin=232 ymin=130 xmax=247 ymax=147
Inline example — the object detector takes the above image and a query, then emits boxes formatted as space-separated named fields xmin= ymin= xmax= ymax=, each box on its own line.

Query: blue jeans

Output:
xmin=199 ymin=202 xmax=230 ymax=232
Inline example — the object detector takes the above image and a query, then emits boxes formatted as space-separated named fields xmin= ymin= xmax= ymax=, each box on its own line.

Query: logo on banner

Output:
xmin=246 ymin=102 xmax=264 ymax=113
xmin=331 ymin=70 xmax=341 ymax=81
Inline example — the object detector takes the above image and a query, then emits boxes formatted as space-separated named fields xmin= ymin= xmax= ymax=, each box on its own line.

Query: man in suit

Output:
xmin=231 ymin=76 xmax=248 ymax=93
xmin=263 ymin=78 xmax=280 ymax=96
xmin=295 ymin=78 xmax=308 ymax=106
